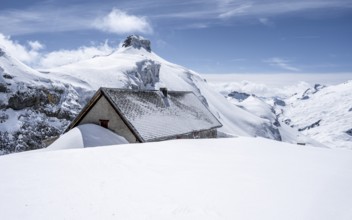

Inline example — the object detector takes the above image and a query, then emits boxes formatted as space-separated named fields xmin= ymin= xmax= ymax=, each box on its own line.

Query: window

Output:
xmin=99 ymin=119 xmax=109 ymax=129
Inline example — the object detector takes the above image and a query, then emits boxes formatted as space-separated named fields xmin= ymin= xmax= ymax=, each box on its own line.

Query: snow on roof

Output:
xmin=101 ymin=88 xmax=222 ymax=142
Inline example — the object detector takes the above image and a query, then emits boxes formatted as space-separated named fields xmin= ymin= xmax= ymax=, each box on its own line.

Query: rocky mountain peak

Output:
xmin=122 ymin=35 xmax=151 ymax=52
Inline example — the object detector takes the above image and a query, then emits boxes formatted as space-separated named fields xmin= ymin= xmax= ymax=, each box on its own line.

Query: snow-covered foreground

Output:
xmin=1 ymin=137 xmax=351 ymax=220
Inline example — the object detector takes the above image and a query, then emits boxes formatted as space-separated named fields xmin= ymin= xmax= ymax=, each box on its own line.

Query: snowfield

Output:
xmin=205 ymin=74 xmax=352 ymax=149
xmin=1 ymin=136 xmax=352 ymax=220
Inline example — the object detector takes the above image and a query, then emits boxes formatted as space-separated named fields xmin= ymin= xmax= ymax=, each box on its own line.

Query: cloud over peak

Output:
xmin=0 ymin=34 xmax=43 ymax=65
xmin=93 ymin=9 xmax=153 ymax=35
xmin=264 ymin=57 xmax=300 ymax=72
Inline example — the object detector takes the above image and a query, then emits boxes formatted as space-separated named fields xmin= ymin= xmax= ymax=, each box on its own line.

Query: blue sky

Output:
xmin=0 ymin=0 xmax=351 ymax=74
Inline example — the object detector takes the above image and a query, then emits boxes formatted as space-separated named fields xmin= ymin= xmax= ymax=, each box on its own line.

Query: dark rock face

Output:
xmin=3 ymin=74 xmax=13 ymax=79
xmin=8 ymin=88 xmax=61 ymax=110
xmin=228 ymin=91 xmax=250 ymax=102
xmin=0 ymin=83 xmax=6 ymax=92
xmin=274 ymin=97 xmax=286 ymax=106
xmin=299 ymin=84 xmax=326 ymax=100
xmin=125 ymin=59 xmax=160 ymax=90
xmin=300 ymin=88 xmax=311 ymax=100
xmin=298 ymin=120 xmax=322 ymax=131
xmin=284 ymin=119 xmax=291 ymax=125
xmin=346 ymin=129 xmax=352 ymax=136
xmin=0 ymin=116 xmax=63 ymax=154
xmin=0 ymin=83 xmax=85 ymax=155
xmin=313 ymin=84 xmax=325 ymax=93
xmin=301 ymin=95 xmax=309 ymax=100
xmin=122 ymin=35 xmax=151 ymax=52
xmin=255 ymin=122 xmax=282 ymax=141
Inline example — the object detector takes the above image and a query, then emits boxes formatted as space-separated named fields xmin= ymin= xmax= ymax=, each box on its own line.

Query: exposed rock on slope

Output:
xmin=0 ymin=47 xmax=84 ymax=154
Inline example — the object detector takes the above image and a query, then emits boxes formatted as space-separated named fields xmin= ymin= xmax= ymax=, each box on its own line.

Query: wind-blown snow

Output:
xmin=0 ymin=137 xmax=351 ymax=220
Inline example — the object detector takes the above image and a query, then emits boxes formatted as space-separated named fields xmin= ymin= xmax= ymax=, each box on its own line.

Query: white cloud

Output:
xmin=0 ymin=33 xmax=43 ymax=65
xmin=38 ymin=41 xmax=115 ymax=68
xmin=264 ymin=57 xmax=300 ymax=72
xmin=93 ymin=9 xmax=153 ymax=35
xmin=0 ymin=6 xmax=93 ymax=35
xmin=0 ymin=1 xmax=350 ymax=35
xmin=259 ymin=18 xmax=274 ymax=27
xmin=217 ymin=0 xmax=352 ymax=19
xmin=0 ymin=5 xmax=153 ymax=36
xmin=157 ymin=0 xmax=352 ymax=23
xmin=28 ymin=41 xmax=44 ymax=51
xmin=0 ymin=33 xmax=117 ymax=68
xmin=219 ymin=3 xmax=253 ymax=18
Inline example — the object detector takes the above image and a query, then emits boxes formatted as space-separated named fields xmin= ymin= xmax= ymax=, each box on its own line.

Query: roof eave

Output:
xmin=64 ymin=88 xmax=103 ymax=133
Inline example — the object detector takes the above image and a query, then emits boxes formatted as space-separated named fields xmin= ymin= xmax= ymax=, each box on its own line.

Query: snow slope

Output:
xmin=280 ymin=81 xmax=352 ymax=149
xmin=0 ymin=137 xmax=351 ymax=220
xmin=206 ymin=76 xmax=351 ymax=149
xmin=0 ymin=47 xmax=85 ymax=154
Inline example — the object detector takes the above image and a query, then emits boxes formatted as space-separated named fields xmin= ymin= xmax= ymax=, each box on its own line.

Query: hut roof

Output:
xmin=67 ymin=88 xmax=222 ymax=142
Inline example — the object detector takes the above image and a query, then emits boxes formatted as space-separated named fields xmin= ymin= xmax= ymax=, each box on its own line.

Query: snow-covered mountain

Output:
xmin=277 ymin=81 xmax=352 ymax=149
xmin=1 ymin=35 xmax=294 ymax=154
xmin=42 ymin=36 xmax=285 ymax=139
xmin=44 ymin=36 xmax=280 ymax=140
xmin=0 ymin=47 xmax=89 ymax=154
xmin=208 ymin=79 xmax=351 ymax=149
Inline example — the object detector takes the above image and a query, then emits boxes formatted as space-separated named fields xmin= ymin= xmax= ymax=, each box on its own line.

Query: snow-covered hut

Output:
xmin=66 ymin=87 xmax=222 ymax=143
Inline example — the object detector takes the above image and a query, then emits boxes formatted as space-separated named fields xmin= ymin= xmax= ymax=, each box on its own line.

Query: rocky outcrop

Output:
xmin=346 ymin=129 xmax=352 ymax=136
xmin=228 ymin=91 xmax=250 ymax=102
xmin=125 ymin=59 xmax=161 ymax=89
xmin=298 ymin=120 xmax=322 ymax=132
xmin=7 ymin=88 xmax=61 ymax=110
xmin=274 ymin=97 xmax=286 ymax=106
xmin=0 ymin=82 xmax=84 ymax=154
xmin=122 ymin=35 xmax=151 ymax=52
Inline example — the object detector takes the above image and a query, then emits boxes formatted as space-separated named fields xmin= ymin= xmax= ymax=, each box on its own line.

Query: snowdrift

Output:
xmin=46 ymin=124 xmax=128 ymax=150
xmin=0 ymin=137 xmax=351 ymax=220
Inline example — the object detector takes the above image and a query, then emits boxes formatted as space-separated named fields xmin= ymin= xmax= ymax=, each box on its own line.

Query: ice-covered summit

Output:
xmin=122 ymin=35 xmax=151 ymax=52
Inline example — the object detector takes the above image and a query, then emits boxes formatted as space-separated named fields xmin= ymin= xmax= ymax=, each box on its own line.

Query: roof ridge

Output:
xmin=100 ymin=87 xmax=193 ymax=93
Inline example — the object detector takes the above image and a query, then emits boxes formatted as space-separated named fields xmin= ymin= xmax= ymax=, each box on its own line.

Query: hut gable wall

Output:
xmin=78 ymin=96 xmax=139 ymax=143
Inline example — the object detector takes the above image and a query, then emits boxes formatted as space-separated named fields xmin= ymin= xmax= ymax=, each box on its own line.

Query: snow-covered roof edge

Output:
xmin=66 ymin=88 xmax=222 ymax=142
xmin=65 ymin=88 xmax=144 ymax=142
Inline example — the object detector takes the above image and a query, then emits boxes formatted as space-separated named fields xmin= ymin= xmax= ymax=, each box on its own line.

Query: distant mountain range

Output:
xmin=215 ymin=80 xmax=352 ymax=149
